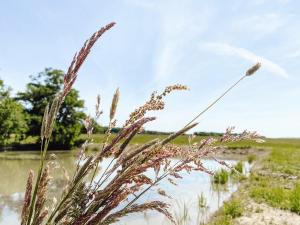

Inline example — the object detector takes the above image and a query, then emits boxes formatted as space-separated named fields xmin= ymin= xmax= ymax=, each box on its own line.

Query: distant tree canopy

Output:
xmin=17 ymin=68 xmax=86 ymax=149
xmin=0 ymin=79 xmax=28 ymax=146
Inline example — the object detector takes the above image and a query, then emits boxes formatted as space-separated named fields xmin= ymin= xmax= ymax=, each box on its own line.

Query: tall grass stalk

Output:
xmin=20 ymin=22 xmax=261 ymax=225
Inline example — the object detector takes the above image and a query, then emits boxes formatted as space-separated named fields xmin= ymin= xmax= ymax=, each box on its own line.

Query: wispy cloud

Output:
xmin=128 ymin=0 xmax=213 ymax=85
xmin=201 ymin=42 xmax=289 ymax=78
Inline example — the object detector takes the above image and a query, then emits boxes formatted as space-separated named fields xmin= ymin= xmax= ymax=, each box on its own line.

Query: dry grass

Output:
xmin=20 ymin=23 xmax=261 ymax=225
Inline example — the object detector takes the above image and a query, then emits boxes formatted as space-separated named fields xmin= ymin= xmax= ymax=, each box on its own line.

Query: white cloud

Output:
xmin=201 ymin=42 xmax=289 ymax=78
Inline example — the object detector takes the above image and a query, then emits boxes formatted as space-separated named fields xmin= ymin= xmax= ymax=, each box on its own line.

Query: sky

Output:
xmin=0 ymin=0 xmax=299 ymax=138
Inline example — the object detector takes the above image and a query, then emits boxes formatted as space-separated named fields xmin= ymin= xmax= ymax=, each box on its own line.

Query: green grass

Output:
xmin=249 ymin=177 xmax=300 ymax=214
xmin=81 ymin=133 xmax=207 ymax=145
xmin=223 ymin=199 xmax=243 ymax=218
xmin=247 ymin=154 xmax=256 ymax=164
xmin=213 ymin=169 xmax=229 ymax=184
xmin=290 ymin=184 xmax=300 ymax=213
xmin=209 ymin=199 xmax=243 ymax=225
xmin=208 ymin=138 xmax=300 ymax=223
xmin=238 ymin=138 xmax=300 ymax=214
xmin=232 ymin=161 xmax=243 ymax=174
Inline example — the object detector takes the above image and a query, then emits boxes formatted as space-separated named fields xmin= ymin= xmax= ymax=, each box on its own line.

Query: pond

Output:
xmin=0 ymin=151 xmax=250 ymax=225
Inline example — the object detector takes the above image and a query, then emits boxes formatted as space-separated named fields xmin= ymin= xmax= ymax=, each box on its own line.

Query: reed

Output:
xmin=20 ymin=22 xmax=261 ymax=225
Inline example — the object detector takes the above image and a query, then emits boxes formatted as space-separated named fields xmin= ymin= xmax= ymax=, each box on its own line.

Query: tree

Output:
xmin=17 ymin=68 xmax=85 ymax=148
xmin=0 ymin=79 xmax=28 ymax=146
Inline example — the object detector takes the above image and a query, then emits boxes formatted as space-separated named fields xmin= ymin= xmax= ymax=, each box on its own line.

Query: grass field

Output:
xmin=1 ymin=132 xmax=300 ymax=225
xmin=82 ymin=133 xmax=210 ymax=145
xmin=209 ymin=138 xmax=300 ymax=224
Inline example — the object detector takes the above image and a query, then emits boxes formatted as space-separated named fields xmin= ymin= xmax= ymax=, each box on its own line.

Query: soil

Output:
xmin=235 ymin=199 xmax=300 ymax=225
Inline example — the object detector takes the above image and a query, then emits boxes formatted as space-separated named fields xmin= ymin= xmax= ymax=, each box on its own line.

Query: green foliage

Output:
xmin=213 ymin=169 xmax=229 ymax=184
xmin=209 ymin=199 xmax=243 ymax=225
xmin=249 ymin=174 xmax=300 ymax=213
xmin=223 ymin=199 xmax=243 ymax=218
xmin=0 ymin=79 xmax=28 ymax=145
xmin=17 ymin=69 xmax=85 ymax=148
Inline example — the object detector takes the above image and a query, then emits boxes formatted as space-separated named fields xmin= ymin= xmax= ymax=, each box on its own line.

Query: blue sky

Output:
xmin=0 ymin=0 xmax=299 ymax=137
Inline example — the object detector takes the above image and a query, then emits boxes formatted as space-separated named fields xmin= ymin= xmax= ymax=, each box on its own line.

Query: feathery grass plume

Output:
xmin=90 ymin=88 xmax=120 ymax=183
xmin=246 ymin=62 xmax=261 ymax=76
xmin=63 ymin=22 xmax=116 ymax=98
xmin=44 ymin=95 xmax=61 ymax=139
xmin=101 ymin=201 xmax=175 ymax=225
xmin=40 ymin=104 xmax=49 ymax=141
xmin=110 ymin=88 xmax=119 ymax=121
xmin=32 ymin=166 xmax=50 ymax=224
xmin=24 ymin=22 xmax=116 ymax=225
xmin=184 ymin=63 xmax=262 ymax=128
xmin=83 ymin=116 xmax=94 ymax=138
xmin=95 ymin=94 xmax=103 ymax=118
xmin=22 ymin=22 xmax=261 ymax=225
xmin=35 ymin=210 xmax=48 ymax=225
xmin=160 ymin=123 xmax=198 ymax=145
xmin=100 ymin=117 xmax=156 ymax=157
xmin=21 ymin=170 xmax=34 ymax=225
xmin=124 ymin=84 xmax=188 ymax=127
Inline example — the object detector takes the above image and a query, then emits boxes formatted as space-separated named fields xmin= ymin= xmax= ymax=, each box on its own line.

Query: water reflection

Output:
xmin=0 ymin=152 xmax=249 ymax=225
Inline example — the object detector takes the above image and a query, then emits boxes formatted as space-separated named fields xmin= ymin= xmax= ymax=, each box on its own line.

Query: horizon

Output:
xmin=1 ymin=0 xmax=299 ymax=138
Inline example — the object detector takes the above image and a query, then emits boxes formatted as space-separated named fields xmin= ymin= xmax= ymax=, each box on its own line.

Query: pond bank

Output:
xmin=207 ymin=139 xmax=300 ymax=225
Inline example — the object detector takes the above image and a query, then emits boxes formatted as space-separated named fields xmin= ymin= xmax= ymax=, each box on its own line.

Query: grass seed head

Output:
xmin=246 ymin=62 xmax=261 ymax=76
xmin=110 ymin=88 xmax=120 ymax=121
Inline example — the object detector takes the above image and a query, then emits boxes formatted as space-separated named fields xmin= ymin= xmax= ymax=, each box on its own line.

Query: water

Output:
xmin=0 ymin=152 xmax=250 ymax=225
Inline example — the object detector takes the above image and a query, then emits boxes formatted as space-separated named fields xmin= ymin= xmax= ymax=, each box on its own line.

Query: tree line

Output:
xmin=0 ymin=68 xmax=86 ymax=149
xmin=0 ymin=68 xmax=223 ymax=150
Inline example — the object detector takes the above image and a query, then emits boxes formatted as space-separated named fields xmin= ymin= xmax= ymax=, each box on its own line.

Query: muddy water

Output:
xmin=0 ymin=152 xmax=250 ymax=225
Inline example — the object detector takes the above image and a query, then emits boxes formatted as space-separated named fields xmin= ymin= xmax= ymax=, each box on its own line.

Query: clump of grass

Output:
xmin=290 ymin=184 xmax=300 ymax=214
xmin=250 ymin=186 xmax=287 ymax=208
xmin=223 ymin=199 xmax=243 ymax=218
xmin=20 ymin=23 xmax=261 ymax=225
xmin=209 ymin=199 xmax=243 ymax=225
xmin=213 ymin=169 xmax=229 ymax=184
xmin=232 ymin=161 xmax=243 ymax=174
xmin=247 ymin=154 xmax=256 ymax=164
